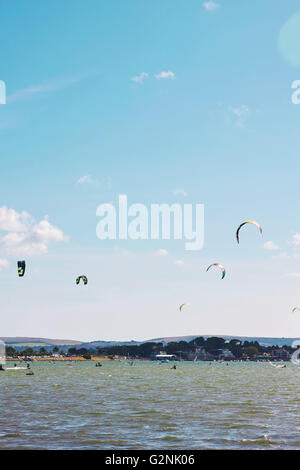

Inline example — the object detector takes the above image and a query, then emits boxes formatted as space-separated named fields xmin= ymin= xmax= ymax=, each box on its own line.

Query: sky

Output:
xmin=1 ymin=0 xmax=300 ymax=341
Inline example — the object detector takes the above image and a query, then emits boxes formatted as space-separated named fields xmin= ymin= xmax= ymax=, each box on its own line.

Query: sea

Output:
xmin=1 ymin=360 xmax=300 ymax=450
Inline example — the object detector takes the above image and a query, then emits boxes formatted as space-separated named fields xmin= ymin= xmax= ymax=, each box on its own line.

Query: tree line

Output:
xmin=5 ymin=336 xmax=294 ymax=359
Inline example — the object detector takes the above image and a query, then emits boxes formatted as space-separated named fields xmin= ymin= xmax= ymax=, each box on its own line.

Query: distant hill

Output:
xmin=77 ymin=340 xmax=141 ymax=349
xmin=75 ymin=335 xmax=300 ymax=349
xmin=1 ymin=335 xmax=299 ymax=351
xmin=148 ymin=335 xmax=300 ymax=348
xmin=0 ymin=337 xmax=82 ymax=346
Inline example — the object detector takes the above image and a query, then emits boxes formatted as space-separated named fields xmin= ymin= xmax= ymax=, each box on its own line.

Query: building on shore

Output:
xmin=271 ymin=349 xmax=290 ymax=361
xmin=189 ymin=347 xmax=236 ymax=361
xmin=155 ymin=353 xmax=177 ymax=361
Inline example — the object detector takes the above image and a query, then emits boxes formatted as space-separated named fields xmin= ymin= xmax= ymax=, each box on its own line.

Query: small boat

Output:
xmin=268 ymin=361 xmax=286 ymax=369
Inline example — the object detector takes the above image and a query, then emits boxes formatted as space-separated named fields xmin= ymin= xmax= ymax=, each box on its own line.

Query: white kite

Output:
xmin=179 ymin=303 xmax=190 ymax=312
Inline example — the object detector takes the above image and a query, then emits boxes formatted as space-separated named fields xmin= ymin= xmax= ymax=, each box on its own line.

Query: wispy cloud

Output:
xmin=272 ymin=252 xmax=289 ymax=260
xmin=228 ymin=104 xmax=250 ymax=127
xmin=77 ymin=175 xmax=93 ymax=185
xmin=203 ymin=1 xmax=220 ymax=11
xmin=173 ymin=189 xmax=187 ymax=197
xmin=264 ymin=241 xmax=280 ymax=251
xmin=174 ymin=259 xmax=184 ymax=266
xmin=7 ymin=76 xmax=82 ymax=104
xmin=154 ymin=249 xmax=168 ymax=257
xmin=131 ymin=72 xmax=149 ymax=84
xmin=0 ymin=207 xmax=67 ymax=257
xmin=154 ymin=71 xmax=176 ymax=80
xmin=291 ymin=233 xmax=300 ymax=249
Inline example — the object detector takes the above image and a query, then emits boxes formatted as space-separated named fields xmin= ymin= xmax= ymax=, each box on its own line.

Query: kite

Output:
xmin=179 ymin=303 xmax=190 ymax=312
xmin=291 ymin=348 xmax=300 ymax=366
xmin=17 ymin=260 xmax=26 ymax=277
xmin=236 ymin=220 xmax=262 ymax=244
xmin=206 ymin=263 xmax=226 ymax=279
xmin=76 ymin=275 xmax=88 ymax=285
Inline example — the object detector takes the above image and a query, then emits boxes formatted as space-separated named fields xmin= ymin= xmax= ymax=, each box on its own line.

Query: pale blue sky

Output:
xmin=1 ymin=1 xmax=300 ymax=341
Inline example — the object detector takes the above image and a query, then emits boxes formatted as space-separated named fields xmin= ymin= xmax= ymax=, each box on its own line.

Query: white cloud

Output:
xmin=286 ymin=273 xmax=300 ymax=279
xmin=0 ymin=206 xmax=32 ymax=232
xmin=173 ymin=189 xmax=187 ymax=197
xmin=0 ymin=258 xmax=9 ymax=268
xmin=264 ymin=241 xmax=280 ymax=251
xmin=291 ymin=233 xmax=300 ymax=248
xmin=174 ymin=259 xmax=184 ymax=266
xmin=229 ymin=104 xmax=250 ymax=127
xmin=203 ymin=1 xmax=220 ymax=11
xmin=0 ymin=207 xmax=67 ymax=257
xmin=33 ymin=218 xmax=65 ymax=243
xmin=154 ymin=249 xmax=168 ymax=257
xmin=154 ymin=71 xmax=176 ymax=80
xmin=131 ymin=72 xmax=149 ymax=84
xmin=77 ymin=175 xmax=92 ymax=184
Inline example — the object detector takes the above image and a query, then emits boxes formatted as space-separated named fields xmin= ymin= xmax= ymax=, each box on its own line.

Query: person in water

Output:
xmin=171 ymin=364 xmax=177 ymax=369
xmin=0 ymin=364 xmax=4 ymax=371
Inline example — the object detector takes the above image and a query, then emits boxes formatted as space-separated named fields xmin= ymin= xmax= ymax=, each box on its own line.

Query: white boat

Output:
xmin=268 ymin=361 xmax=286 ymax=369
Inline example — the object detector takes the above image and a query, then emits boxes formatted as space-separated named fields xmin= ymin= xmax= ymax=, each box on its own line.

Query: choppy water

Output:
xmin=1 ymin=360 xmax=300 ymax=449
